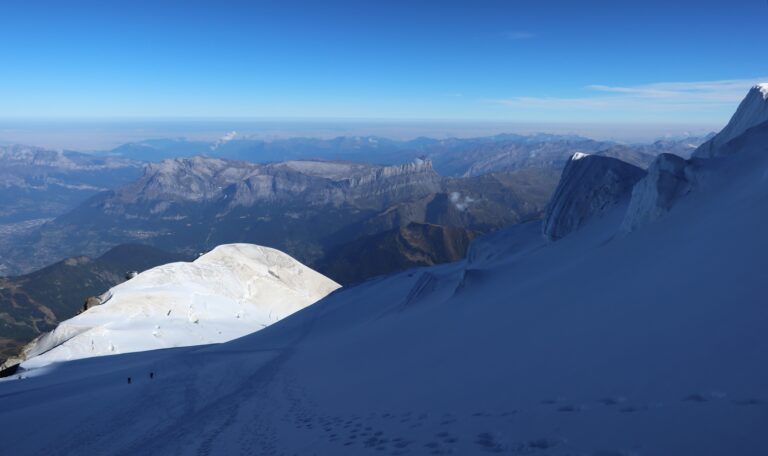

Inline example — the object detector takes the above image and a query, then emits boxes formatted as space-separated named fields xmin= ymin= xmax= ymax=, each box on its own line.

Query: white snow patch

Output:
xmin=757 ymin=83 xmax=768 ymax=99
xmin=571 ymin=152 xmax=590 ymax=160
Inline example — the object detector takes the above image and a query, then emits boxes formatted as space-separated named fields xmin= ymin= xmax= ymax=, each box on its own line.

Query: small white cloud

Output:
xmin=210 ymin=131 xmax=238 ymax=150
xmin=221 ymin=131 xmax=238 ymax=141
xmin=449 ymin=192 xmax=476 ymax=211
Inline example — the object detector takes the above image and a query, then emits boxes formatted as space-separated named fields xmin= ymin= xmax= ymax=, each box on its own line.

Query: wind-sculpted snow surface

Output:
xmin=14 ymin=244 xmax=340 ymax=369
xmin=542 ymin=153 xmax=645 ymax=240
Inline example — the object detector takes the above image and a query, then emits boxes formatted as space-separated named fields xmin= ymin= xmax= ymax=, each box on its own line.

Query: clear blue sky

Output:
xmin=0 ymin=0 xmax=766 ymax=125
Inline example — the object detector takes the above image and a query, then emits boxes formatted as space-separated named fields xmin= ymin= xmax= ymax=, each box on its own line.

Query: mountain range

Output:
xmin=0 ymin=132 xmax=710 ymax=277
xmin=0 ymin=145 xmax=141 ymax=225
xmin=0 ymin=85 xmax=764 ymax=456
xmin=0 ymin=131 xmax=714 ymax=365
xmin=0 ymin=158 xmax=559 ymax=277
xmin=102 ymin=132 xmax=710 ymax=176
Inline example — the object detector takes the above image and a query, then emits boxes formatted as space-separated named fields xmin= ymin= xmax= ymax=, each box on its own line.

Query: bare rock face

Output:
xmin=81 ymin=292 xmax=111 ymax=313
xmin=693 ymin=84 xmax=768 ymax=159
xmin=542 ymin=153 xmax=646 ymax=241
xmin=621 ymin=153 xmax=696 ymax=232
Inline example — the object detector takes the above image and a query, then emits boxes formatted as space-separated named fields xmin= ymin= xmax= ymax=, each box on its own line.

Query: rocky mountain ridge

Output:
xmin=1 ymin=156 xmax=549 ymax=275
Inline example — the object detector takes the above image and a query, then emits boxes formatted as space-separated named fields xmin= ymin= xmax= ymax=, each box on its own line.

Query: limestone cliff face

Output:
xmin=542 ymin=153 xmax=645 ymax=241
xmin=114 ymin=157 xmax=440 ymax=211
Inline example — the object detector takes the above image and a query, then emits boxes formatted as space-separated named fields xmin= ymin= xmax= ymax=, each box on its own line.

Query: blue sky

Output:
xmin=0 ymin=0 xmax=766 ymax=128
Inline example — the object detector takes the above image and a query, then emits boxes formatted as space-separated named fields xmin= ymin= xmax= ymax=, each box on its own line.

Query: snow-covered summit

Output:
xmin=14 ymin=244 xmax=340 ymax=370
xmin=693 ymin=83 xmax=768 ymax=158
xmin=757 ymin=83 xmax=768 ymax=99
xmin=542 ymin=153 xmax=645 ymax=240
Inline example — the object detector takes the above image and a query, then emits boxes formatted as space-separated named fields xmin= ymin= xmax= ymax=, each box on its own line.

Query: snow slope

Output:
xmin=1 ymin=92 xmax=767 ymax=456
xmin=14 ymin=244 xmax=340 ymax=369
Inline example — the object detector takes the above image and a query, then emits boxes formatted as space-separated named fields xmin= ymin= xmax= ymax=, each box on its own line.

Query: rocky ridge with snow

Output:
xmin=542 ymin=153 xmax=645 ymax=240
xmin=621 ymin=83 xmax=768 ymax=231
xmin=693 ymin=83 xmax=768 ymax=159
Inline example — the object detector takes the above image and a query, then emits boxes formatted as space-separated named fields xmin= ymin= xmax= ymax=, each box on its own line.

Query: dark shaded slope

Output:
xmin=317 ymin=222 xmax=479 ymax=285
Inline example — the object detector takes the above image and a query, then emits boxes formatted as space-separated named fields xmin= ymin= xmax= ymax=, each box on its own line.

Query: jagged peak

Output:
xmin=693 ymin=84 xmax=768 ymax=159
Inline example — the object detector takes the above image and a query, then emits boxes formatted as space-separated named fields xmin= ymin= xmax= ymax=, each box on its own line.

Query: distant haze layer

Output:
xmin=0 ymin=119 xmax=718 ymax=151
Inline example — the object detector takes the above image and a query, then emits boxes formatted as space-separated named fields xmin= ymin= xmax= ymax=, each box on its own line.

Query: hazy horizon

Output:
xmin=0 ymin=118 xmax=721 ymax=151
